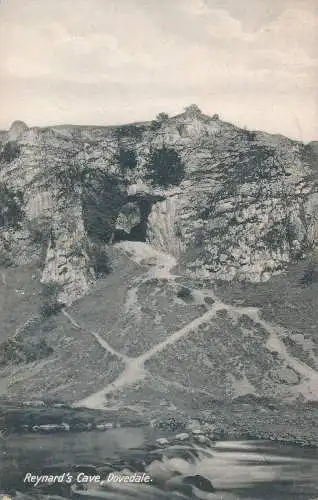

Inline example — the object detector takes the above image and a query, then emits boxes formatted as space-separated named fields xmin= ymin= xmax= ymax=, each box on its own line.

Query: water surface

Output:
xmin=1 ymin=430 xmax=318 ymax=499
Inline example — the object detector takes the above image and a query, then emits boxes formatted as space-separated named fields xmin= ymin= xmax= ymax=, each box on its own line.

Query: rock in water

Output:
xmin=183 ymin=474 xmax=215 ymax=492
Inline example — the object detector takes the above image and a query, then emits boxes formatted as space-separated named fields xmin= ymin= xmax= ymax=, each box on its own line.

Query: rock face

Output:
xmin=147 ymin=194 xmax=185 ymax=258
xmin=7 ymin=120 xmax=28 ymax=141
xmin=116 ymin=202 xmax=141 ymax=234
xmin=1 ymin=111 xmax=318 ymax=415
xmin=41 ymin=200 xmax=95 ymax=306
xmin=0 ymin=109 xmax=317 ymax=304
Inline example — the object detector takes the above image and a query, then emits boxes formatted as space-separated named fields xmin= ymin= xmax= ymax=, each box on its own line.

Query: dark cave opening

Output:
xmin=113 ymin=194 xmax=164 ymax=243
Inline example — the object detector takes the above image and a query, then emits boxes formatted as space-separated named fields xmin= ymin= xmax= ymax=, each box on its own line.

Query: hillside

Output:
xmin=0 ymin=107 xmax=317 ymax=440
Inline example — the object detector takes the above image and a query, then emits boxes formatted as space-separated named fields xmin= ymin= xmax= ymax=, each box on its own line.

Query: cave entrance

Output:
xmin=113 ymin=194 xmax=164 ymax=243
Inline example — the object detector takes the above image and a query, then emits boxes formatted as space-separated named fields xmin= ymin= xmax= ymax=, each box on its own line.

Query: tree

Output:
xmin=145 ymin=146 xmax=185 ymax=188
xmin=156 ymin=112 xmax=169 ymax=122
xmin=184 ymin=104 xmax=202 ymax=117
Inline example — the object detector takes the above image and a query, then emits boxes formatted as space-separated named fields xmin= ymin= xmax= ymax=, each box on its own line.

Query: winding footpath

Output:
xmin=62 ymin=241 xmax=318 ymax=409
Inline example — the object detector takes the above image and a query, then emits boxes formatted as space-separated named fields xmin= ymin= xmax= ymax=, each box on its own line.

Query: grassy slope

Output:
xmin=1 ymin=247 xmax=317 ymax=404
xmin=216 ymin=256 xmax=318 ymax=365
xmin=0 ymin=262 xmax=43 ymax=343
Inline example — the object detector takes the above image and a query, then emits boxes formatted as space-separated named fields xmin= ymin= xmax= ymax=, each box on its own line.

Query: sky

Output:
xmin=0 ymin=0 xmax=317 ymax=141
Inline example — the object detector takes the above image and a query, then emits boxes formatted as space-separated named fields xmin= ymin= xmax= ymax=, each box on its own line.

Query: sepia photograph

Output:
xmin=0 ymin=0 xmax=317 ymax=498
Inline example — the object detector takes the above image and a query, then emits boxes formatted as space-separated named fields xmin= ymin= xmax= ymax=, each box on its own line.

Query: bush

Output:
xmin=0 ymin=249 xmax=12 ymax=268
xmin=82 ymin=173 xmax=125 ymax=243
xmin=150 ymin=120 xmax=162 ymax=131
xmin=114 ymin=124 xmax=146 ymax=141
xmin=156 ymin=112 xmax=169 ymax=122
xmin=0 ymin=141 xmax=20 ymax=163
xmin=0 ymin=183 xmax=24 ymax=228
xmin=0 ymin=335 xmax=53 ymax=366
xmin=27 ymin=217 xmax=52 ymax=244
xmin=242 ymin=129 xmax=257 ymax=142
xmin=40 ymin=281 xmax=64 ymax=318
xmin=176 ymin=286 xmax=193 ymax=301
xmin=299 ymin=261 xmax=318 ymax=286
xmin=145 ymin=146 xmax=185 ymax=188
xmin=117 ymin=147 xmax=137 ymax=170
xmin=88 ymin=243 xmax=111 ymax=278
xmin=184 ymin=104 xmax=202 ymax=117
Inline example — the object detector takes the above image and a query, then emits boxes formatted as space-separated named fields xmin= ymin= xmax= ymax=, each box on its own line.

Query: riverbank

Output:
xmin=1 ymin=397 xmax=318 ymax=447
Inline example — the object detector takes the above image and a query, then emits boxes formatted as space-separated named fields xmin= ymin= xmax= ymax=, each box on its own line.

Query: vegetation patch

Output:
xmin=114 ymin=124 xmax=146 ymax=141
xmin=176 ymin=286 xmax=193 ymax=301
xmin=145 ymin=146 xmax=185 ymax=188
xmin=82 ymin=171 xmax=126 ymax=243
xmin=0 ymin=335 xmax=53 ymax=366
xmin=0 ymin=141 xmax=20 ymax=163
xmin=39 ymin=281 xmax=64 ymax=318
xmin=0 ymin=247 xmax=13 ymax=268
xmin=87 ymin=243 xmax=111 ymax=278
xmin=299 ymin=260 xmax=318 ymax=286
xmin=117 ymin=147 xmax=137 ymax=170
xmin=0 ymin=183 xmax=24 ymax=229
xmin=26 ymin=216 xmax=52 ymax=245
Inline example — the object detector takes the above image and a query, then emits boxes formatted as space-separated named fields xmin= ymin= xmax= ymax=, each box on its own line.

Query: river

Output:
xmin=1 ymin=430 xmax=318 ymax=499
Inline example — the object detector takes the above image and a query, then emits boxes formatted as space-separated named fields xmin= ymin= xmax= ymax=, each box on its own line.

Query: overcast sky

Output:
xmin=0 ymin=0 xmax=317 ymax=141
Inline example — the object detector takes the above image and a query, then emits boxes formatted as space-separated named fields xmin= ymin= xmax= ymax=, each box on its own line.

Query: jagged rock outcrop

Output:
xmin=8 ymin=120 xmax=28 ymax=141
xmin=116 ymin=202 xmax=141 ymax=234
xmin=0 ymin=109 xmax=317 ymax=304
xmin=41 ymin=200 xmax=95 ymax=306
xmin=147 ymin=194 xmax=185 ymax=258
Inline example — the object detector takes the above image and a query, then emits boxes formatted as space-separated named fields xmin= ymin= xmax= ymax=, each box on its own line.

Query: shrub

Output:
xmin=82 ymin=173 xmax=125 ymax=243
xmin=299 ymin=261 xmax=318 ymax=286
xmin=117 ymin=147 xmax=137 ymax=170
xmin=40 ymin=281 xmax=64 ymax=318
xmin=145 ymin=146 xmax=185 ymax=188
xmin=114 ymin=124 xmax=145 ymax=141
xmin=156 ymin=112 xmax=169 ymax=122
xmin=242 ymin=129 xmax=257 ymax=142
xmin=27 ymin=217 xmax=52 ymax=244
xmin=150 ymin=120 xmax=162 ymax=131
xmin=176 ymin=286 xmax=193 ymax=301
xmin=88 ymin=243 xmax=111 ymax=278
xmin=0 ymin=141 xmax=20 ymax=163
xmin=0 ymin=335 xmax=53 ymax=366
xmin=184 ymin=104 xmax=202 ymax=117
xmin=0 ymin=249 xmax=12 ymax=268
xmin=176 ymin=124 xmax=186 ymax=136
xmin=0 ymin=183 xmax=24 ymax=228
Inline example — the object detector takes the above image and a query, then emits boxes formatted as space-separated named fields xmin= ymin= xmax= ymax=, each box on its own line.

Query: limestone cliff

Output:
xmin=0 ymin=109 xmax=317 ymax=305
